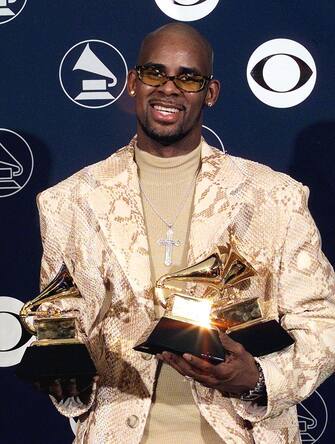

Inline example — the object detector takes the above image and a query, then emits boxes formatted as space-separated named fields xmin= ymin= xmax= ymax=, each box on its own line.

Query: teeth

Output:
xmin=154 ymin=105 xmax=180 ymax=114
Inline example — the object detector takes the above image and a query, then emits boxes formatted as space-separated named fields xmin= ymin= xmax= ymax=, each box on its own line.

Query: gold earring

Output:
xmin=207 ymin=102 xmax=213 ymax=107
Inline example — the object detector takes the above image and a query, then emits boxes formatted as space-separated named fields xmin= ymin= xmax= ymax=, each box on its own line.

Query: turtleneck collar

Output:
xmin=135 ymin=141 xmax=202 ymax=184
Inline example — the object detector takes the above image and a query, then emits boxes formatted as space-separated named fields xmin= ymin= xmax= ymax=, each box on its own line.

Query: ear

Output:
xmin=205 ymin=79 xmax=220 ymax=107
xmin=127 ymin=69 xmax=137 ymax=96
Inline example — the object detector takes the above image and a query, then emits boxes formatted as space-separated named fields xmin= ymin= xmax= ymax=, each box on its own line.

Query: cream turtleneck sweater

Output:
xmin=135 ymin=143 xmax=200 ymax=284
xmin=135 ymin=143 xmax=223 ymax=444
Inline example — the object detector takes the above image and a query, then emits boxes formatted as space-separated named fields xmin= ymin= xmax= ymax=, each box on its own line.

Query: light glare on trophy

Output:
xmin=134 ymin=244 xmax=294 ymax=362
xmin=16 ymin=264 xmax=96 ymax=382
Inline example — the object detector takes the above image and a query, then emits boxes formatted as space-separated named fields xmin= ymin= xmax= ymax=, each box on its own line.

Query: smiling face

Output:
xmin=127 ymin=25 xmax=220 ymax=156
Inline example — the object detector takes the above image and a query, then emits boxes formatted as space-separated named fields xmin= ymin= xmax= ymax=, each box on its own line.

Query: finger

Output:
xmin=182 ymin=354 xmax=216 ymax=374
xmin=162 ymin=352 xmax=220 ymax=387
xmin=182 ymin=354 xmax=231 ymax=387
xmin=160 ymin=351 xmax=177 ymax=363
xmin=170 ymin=352 xmax=214 ymax=376
xmin=161 ymin=352 xmax=195 ymax=375
xmin=164 ymin=355 xmax=190 ymax=376
xmin=218 ymin=332 xmax=246 ymax=355
xmin=76 ymin=376 xmax=96 ymax=393
xmin=164 ymin=355 xmax=209 ymax=382
xmin=61 ymin=378 xmax=80 ymax=398
xmin=78 ymin=376 xmax=98 ymax=404
xmin=48 ymin=379 xmax=64 ymax=401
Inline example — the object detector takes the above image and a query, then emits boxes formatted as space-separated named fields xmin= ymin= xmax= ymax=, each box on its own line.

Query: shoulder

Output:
xmin=37 ymin=142 xmax=134 ymax=207
xmin=232 ymin=155 xmax=309 ymax=206
xmin=204 ymin=142 xmax=309 ymax=208
xmin=233 ymin=155 xmax=301 ymax=189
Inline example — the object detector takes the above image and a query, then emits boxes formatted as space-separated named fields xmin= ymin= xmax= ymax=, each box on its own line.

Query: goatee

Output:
xmin=138 ymin=119 xmax=190 ymax=146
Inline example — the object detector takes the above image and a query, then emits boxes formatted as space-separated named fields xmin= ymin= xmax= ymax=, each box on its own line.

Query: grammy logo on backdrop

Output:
xmin=0 ymin=0 xmax=16 ymax=16
xmin=73 ymin=43 xmax=117 ymax=101
xmin=59 ymin=39 xmax=128 ymax=109
xmin=0 ymin=128 xmax=34 ymax=198
xmin=0 ymin=141 xmax=23 ymax=190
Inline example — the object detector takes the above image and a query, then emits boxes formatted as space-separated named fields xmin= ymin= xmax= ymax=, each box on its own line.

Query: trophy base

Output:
xmin=134 ymin=317 xmax=294 ymax=363
xmin=16 ymin=342 xmax=97 ymax=382
xmin=134 ymin=317 xmax=226 ymax=364
xmin=228 ymin=319 xmax=294 ymax=356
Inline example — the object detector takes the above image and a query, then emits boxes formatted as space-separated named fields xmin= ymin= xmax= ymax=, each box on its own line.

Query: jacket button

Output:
xmin=141 ymin=353 xmax=153 ymax=360
xmin=126 ymin=415 xmax=139 ymax=428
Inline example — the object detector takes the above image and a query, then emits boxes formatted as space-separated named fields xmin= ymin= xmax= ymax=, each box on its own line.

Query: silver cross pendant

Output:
xmin=158 ymin=226 xmax=181 ymax=266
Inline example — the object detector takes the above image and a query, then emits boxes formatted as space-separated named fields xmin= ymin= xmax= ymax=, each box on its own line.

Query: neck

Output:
xmin=136 ymin=128 xmax=202 ymax=158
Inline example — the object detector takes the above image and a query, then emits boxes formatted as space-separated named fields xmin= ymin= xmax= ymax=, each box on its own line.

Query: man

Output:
xmin=36 ymin=23 xmax=335 ymax=443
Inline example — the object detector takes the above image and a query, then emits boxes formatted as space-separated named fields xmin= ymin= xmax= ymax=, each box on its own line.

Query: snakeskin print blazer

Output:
xmin=37 ymin=138 xmax=335 ymax=444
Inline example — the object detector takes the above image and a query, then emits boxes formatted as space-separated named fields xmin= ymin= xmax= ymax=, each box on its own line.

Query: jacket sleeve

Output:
xmin=37 ymin=191 xmax=64 ymax=290
xmin=231 ymin=184 xmax=335 ymax=422
xmin=37 ymin=190 xmax=98 ymax=418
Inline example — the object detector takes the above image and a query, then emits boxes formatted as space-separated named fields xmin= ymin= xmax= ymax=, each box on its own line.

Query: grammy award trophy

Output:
xmin=134 ymin=244 xmax=294 ymax=363
xmin=16 ymin=264 xmax=96 ymax=382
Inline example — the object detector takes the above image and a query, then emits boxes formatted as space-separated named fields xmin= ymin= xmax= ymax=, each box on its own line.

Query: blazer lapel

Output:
xmin=87 ymin=140 xmax=152 ymax=296
xmin=86 ymin=139 xmax=258 ymax=296
xmin=188 ymin=141 xmax=248 ymax=265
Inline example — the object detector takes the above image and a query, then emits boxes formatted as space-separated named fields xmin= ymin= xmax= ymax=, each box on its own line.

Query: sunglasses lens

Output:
xmin=137 ymin=66 xmax=207 ymax=92
xmin=139 ymin=68 xmax=165 ymax=87
xmin=174 ymin=78 xmax=204 ymax=92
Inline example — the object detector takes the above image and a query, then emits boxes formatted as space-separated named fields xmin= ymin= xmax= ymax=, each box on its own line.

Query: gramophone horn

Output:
xmin=19 ymin=263 xmax=80 ymax=335
xmin=155 ymin=244 xmax=256 ymax=307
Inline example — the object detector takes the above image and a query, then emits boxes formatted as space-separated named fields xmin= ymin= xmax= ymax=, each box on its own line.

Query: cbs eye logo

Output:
xmin=0 ymin=296 xmax=33 ymax=367
xmin=247 ymin=39 xmax=316 ymax=108
xmin=155 ymin=0 xmax=219 ymax=21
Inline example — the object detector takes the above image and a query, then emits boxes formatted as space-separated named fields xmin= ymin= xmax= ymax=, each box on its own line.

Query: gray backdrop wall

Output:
xmin=0 ymin=1 xmax=334 ymax=443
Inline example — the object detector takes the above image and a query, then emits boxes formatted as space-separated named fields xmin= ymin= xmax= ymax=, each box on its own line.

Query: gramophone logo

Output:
xmin=298 ymin=390 xmax=328 ymax=443
xmin=0 ymin=296 xmax=33 ymax=367
xmin=59 ymin=40 xmax=128 ymax=109
xmin=247 ymin=39 xmax=317 ymax=108
xmin=155 ymin=0 xmax=219 ymax=21
xmin=0 ymin=0 xmax=27 ymax=25
xmin=202 ymin=125 xmax=225 ymax=152
xmin=0 ymin=128 xmax=34 ymax=198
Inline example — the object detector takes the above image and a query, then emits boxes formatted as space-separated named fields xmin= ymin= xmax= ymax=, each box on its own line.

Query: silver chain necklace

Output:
xmin=139 ymin=171 xmax=199 ymax=266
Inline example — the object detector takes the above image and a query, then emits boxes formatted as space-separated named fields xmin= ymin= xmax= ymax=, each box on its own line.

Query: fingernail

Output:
xmin=162 ymin=351 xmax=171 ymax=360
xmin=183 ymin=354 xmax=192 ymax=361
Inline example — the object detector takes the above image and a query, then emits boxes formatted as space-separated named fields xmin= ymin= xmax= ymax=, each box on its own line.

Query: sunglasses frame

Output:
xmin=135 ymin=65 xmax=213 ymax=93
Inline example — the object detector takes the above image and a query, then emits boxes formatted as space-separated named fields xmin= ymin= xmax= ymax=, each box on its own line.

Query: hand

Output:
xmin=33 ymin=375 xmax=99 ymax=404
xmin=157 ymin=332 xmax=259 ymax=395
